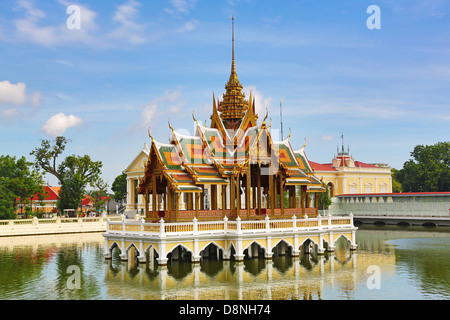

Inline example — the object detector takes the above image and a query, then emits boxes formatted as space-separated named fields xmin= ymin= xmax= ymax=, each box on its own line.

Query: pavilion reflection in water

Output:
xmin=103 ymin=236 xmax=392 ymax=300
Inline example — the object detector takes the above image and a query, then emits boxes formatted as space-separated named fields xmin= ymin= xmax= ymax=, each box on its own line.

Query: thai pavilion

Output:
xmin=136 ymin=33 xmax=326 ymax=222
xmin=103 ymin=20 xmax=357 ymax=265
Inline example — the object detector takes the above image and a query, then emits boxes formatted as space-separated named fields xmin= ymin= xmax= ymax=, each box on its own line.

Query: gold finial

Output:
xmin=261 ymin=107 xmax=269 ymax=126
xmin=168 ymin=118 xmax=174 ymax=133
xmin=287 ymin=128 xmax=292 ymax=140
xmin=148 ymin=126 xmax=154 ymax=144
xmin=302 ymin=138 xmax=307 ymax=149
xmin=268 ymin=117 xmax=272 ymax=129
xmin=192 ymin=110 xmax=198 ymax=123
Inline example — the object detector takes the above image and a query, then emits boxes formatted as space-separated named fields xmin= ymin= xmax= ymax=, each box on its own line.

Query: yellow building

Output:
xmin=308 ymin=143 xmax=392 ymax=197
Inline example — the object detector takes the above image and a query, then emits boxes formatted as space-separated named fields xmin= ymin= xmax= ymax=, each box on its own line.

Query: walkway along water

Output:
xmin=0 ymin=216 xmax=122 ymax=237
xmin=330 ymin=192 xmax=450 ymax=227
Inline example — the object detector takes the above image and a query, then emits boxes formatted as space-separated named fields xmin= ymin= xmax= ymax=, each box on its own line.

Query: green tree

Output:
xmin=0 ymin=155 xmax=44 ymax=219
xmin=88 ymin=178 xmax=109 ymax=212
xmin=111 ymin=172 xmax=127 ymax=203
xmin=395 ymin=142 xmax=450 ymax=192
xmin=318 ymin=183 xmax=332 ymax=210
xmin=30 ymin=137 xmax=103 ymax=213
xmin=30 ymin=136 xmax=70 ymax=184
xmin=391 ymin=169 xmax=403 ymax=193
xmin=56 ymin=155 xmax=103 ymax=213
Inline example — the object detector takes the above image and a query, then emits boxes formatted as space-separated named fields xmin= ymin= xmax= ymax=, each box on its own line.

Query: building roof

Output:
xmin=137 ymin=29 xmax=326 ymax=194
xmin=308 ymin=161 xmax=337 ymax=172
xmin=27 ymin=186 xmax=60 ymax=201
xmin=308 ymin=160 xmax=381 ymax=171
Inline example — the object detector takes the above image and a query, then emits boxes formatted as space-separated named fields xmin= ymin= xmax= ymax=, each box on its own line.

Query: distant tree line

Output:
xmin=1 ymin=136 xmax=129 ymax=220
xmin=393 ymin=141 xmax=450 ymax=193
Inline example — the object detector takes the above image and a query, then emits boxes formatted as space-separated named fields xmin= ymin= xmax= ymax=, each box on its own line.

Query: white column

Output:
xmin=126 ymin=178 xmax=133 ymax=210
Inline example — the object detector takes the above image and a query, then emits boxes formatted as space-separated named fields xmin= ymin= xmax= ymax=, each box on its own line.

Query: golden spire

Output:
xmin=231 ymin=16 xmax=236 ymax=76
xmin=220 ymin=17 xmax=248 ymax=123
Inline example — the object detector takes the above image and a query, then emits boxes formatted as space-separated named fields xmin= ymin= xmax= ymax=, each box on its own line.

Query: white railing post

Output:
xmin=265 ymin=215 xmax=270 ymax=233
xmin=106 ymin=218 xmax=110 ymax=233
xmin=159 ymin=218 xmax=166 ymax=238
xmin=292 ymin=215 xmax=297 ymax=231
xmin=349 ymin=212 xmax=354 ymax=226
xmin=318 ymin=215 xmax=322 ymax=230
xmin=223 ymin=216 xmax=228 ymax=233
xmin=193 ymin=217 xmax=198 ymax=235
xmin=140 ymin=217 xmax=145 ymax=236
xmin=236 ymin=216 xmax=242 ymax=235
xmin=328 ymin=212 xmax=332 ymax=228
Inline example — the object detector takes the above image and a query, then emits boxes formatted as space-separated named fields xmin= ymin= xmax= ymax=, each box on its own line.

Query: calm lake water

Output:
xmin=0 ymin=225 xmax=449 ymax=300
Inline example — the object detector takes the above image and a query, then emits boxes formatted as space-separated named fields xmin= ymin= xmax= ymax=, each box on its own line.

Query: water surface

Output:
xmin=0 ymin=226 xmax=449 ymax=300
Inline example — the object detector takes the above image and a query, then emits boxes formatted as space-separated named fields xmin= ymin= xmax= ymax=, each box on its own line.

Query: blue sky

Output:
xmin=1 ymin=0 xmax=449 ymax=188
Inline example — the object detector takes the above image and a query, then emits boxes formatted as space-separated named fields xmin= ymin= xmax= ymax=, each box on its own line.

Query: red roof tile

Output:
xmin=308 ymin=161 xmax=337 ymax=172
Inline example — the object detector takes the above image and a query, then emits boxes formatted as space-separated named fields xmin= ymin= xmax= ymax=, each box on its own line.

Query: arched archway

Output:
xmin=327 ymin=182 xmax=335 ymax=197
xmin=200 ymin=242 xmax=224 ymax=260
xmin=167 ymin=244 xmax=193 ymax=263
xmin=299 ymin=238 xmax=320 ymax=255
xmin=271 ymin=239 xmax=293 ymax=257
xmin=244 ymin=241 xmax=266 ymax=259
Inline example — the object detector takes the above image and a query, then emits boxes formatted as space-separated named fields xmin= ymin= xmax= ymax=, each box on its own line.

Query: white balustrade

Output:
xmin=106 ymin=214 xmax=354 ymax=237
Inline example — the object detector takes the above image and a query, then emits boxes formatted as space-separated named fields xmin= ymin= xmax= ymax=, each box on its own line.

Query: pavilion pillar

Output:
xmin=167 ymin=188 xmax=173 ymax=221
xmin=269 ymin=173 xmax=274 ymax=215
xmin=211 ymin=185 xmax=217 ymax=210
xmin=152 ymin=176 xmax=157 ymax=219
xmin=164 ymin=189 xmax=167 ymax=211
xmin=195 ymin=193 xmax=199 ymax=219
xmin=200 ymin=186 xmax=205 ymax=210
xmin=301 ymin=185 xmax=307 ymax=215
xmin=272 ymin=174 xmax=278 ymax=213
xmin=144 ymin=189 xmax=150 ymax=221
xmin=246 ymin=165 xmax=251 ymax=218
xmin=236 ymin=175 xmax=241 ymax=217
xmin=252 ymin=184 xmax=256 ymax=210
xmin=230 ymin=177 xmax=236 ymax=213
xmin=222 ymin=185 xmax=227 ymax=217
xmin=257 ymin=167 xmax=261 ymax=215
xmin=280 ymin=176 xmax=284 ymax=215
xmin=314 ymin=192 xmax=319 ymax=214
xmin=175 ymin=192 xmax=179 ymax=220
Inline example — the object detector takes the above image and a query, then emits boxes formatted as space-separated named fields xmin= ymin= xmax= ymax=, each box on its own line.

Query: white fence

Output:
xmin=0 ymin=216 xmax=122 ymax=237
xmin=106 ymin=214 xmax=355 ymax=238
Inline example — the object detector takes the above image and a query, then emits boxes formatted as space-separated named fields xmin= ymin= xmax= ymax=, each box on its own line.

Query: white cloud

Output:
xmin=176 ymin=19 xmax=199 ymax=33
xmin=243 ymin=85 xmax=273 ymax=118
xmin=109 ymin=0 xmax=147 ymax=44
xmin=321 ymin=134 xmax=334 ymax=141
xmin=0 ymin=80 xmax=41 ymax=118
xmin=41 ymin=112 xmax=83 ymax=136
xmin=11 ymin=0 xmax=98 ymax=47
xmin=170 ymin=0 xmax=196 ymax=13
xmin=0 ymin=81 xmax=27 ymax=105
xmin=3 ymin=108 xmax=20 ymax=118
xmin=132 ymin=88 xmax=186 ymax=133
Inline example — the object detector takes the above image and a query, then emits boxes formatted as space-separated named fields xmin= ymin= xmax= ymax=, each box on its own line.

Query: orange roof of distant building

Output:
xmin=29 ymin=186 xmax=60 ymax=201
xmin=308 ymin=161 xmax=337 ymax=172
